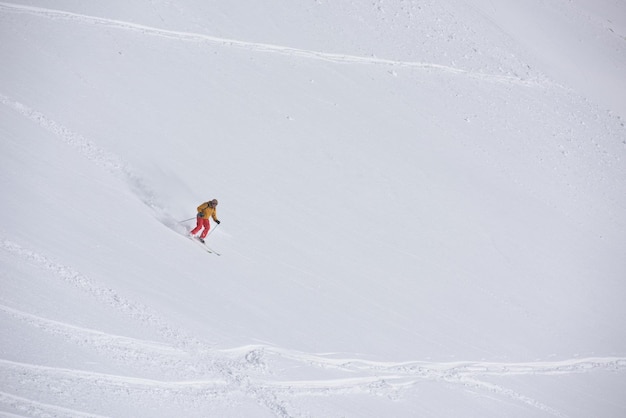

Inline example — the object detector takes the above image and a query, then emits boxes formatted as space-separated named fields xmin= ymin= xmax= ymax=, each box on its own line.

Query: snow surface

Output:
xmin=1 ymin=0 xmax=626 ymax=417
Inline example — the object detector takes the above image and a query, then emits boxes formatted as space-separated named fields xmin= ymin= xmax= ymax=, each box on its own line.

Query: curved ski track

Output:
xmin=0 ymin=93 xmax=167 ymax=220
xmin=0 ymin=1 xmax=542 ymax=87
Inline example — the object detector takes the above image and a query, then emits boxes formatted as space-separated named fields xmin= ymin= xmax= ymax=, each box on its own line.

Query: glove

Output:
xmin=215 ymin=220 xmax=221 ymax=225
xmin=197 ymin=213 xmax=203 ymax=217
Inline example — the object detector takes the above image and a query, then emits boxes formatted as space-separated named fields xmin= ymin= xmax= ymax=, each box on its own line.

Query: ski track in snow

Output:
xmin=0 ymin=92 xmax=180 ymax=230
xmin=0 ymin=93 xmax=123 ymax=174
xmin=0 ymin=391 xmax=107 ymax=418
xmin=0 ymin=1 xmax=543 ymax=87
xmin=2 ymin=238 xmax=626 ymax=417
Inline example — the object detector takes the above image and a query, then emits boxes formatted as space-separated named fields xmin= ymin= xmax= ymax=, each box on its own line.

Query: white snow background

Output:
xmin=1 ymin=0 xmax=626 ymax=417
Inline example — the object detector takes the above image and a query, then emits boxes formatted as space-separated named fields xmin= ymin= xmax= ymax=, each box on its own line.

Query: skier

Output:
xmin=190 ymin=199 xmax=220 ymax=243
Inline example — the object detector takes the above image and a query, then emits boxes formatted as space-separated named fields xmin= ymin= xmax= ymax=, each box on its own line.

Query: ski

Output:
xmin=188 ymin=235 xmax=220 ymax=256
xmin=203 ymin=244 xmax=221 ymax=256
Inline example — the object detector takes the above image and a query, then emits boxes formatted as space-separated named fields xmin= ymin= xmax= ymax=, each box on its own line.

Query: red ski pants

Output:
xmin=190 ymin=217 xmax=211 ymax=238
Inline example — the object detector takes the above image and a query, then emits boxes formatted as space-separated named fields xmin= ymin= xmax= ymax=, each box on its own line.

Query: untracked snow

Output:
xmin=1 ymin=1 xmax=625 ymax=417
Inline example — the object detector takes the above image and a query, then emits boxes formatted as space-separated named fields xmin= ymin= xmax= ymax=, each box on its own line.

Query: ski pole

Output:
xmin=179 ymin=217 xmax=196 ymax=223
xmin=205 ymin=223 xmax=219 ymax=238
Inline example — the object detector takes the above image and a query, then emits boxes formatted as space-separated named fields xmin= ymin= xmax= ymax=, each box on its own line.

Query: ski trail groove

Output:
xmin=0 ymin=361 xmax=231 ymax=416
xmin=0 ymin=92 xmax=191 ymax=238
xmin=0 ymin=304 xmax=197 ymax=378
xmin=0 ymin=391 xmax=107 ymax=418
xmin=284 ymin=350 xmax=626 ymax=377
xmin=0 ymin=93 xmax=160 ymax=211
xmin=0 ymin=238 xmax=189 ymax=346
xmin=0 ymin=1 xmax=541 ymax=86
xmin=224 ymin=345 xmax=626 ymax=417
xmin=0 ymin=359 xmax=229 ymax=391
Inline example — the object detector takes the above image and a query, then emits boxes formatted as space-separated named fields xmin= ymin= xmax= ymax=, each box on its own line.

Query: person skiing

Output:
xmin=190 ymin=199 xmax=220 ymax=243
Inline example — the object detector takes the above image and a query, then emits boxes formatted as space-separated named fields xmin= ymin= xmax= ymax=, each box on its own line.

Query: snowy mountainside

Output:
xmin=1 ymin=1 xmax=626 ymax=417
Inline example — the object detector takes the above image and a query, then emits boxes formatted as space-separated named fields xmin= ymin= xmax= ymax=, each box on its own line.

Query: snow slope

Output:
xmin=1 ymin=1 xmax=625 ymax=417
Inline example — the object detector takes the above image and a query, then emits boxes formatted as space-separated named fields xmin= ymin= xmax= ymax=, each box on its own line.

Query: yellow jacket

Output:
xmin=197 ymin=202 xmax=219 ymax=221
